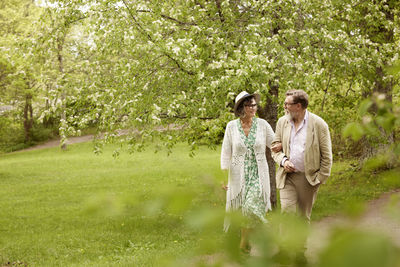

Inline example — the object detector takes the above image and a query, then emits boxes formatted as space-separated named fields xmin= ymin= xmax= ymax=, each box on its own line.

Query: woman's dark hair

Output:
xmin=235 ymin=96 xmax=256 ymax=117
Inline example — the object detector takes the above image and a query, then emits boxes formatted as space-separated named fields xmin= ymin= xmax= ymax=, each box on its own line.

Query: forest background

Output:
xmin=1 ymin=0 xmax=400 ymax=266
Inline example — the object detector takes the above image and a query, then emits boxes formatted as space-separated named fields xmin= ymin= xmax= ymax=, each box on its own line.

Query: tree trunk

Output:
xmin=58 ymin=38 xmax=67 ymax=150
xmin=258 ymin=81 xmax=279 ymax=209
xmin=23 ymin=94 xmax=33 ymax=143
xmin=360 ymin=65 xmax=393 ymax=160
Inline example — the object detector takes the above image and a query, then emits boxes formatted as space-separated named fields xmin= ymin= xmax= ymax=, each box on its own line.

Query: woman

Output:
xmin=221 ymin=91 xmax=279 ymax=253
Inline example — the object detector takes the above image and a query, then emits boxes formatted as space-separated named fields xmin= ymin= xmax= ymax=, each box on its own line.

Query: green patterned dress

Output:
xmin=238 ymin=118 xmax=267 ymax=225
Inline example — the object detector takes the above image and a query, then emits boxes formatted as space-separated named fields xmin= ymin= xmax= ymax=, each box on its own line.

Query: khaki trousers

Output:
xmin=279 ymin=172 xmax=320 ymax=221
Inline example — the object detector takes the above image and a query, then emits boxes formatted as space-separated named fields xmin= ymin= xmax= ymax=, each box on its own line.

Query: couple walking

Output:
xmin=221 ymin=90 xmax=333 ymax=253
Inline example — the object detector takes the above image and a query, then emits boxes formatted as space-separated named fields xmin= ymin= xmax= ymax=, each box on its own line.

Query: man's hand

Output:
xmin=284 ymin=160 xmax=296 ymax=173
xmin=271 ymin=143 xmax=282 ymax=153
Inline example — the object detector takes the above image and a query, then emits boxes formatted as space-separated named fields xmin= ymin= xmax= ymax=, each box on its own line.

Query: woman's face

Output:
xmin=243 ymin=98 xmax=257 ymax=118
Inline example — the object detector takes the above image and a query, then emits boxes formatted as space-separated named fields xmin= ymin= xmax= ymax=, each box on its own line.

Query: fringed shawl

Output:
xmin=221 ymin=118 xmax=274 ymax=231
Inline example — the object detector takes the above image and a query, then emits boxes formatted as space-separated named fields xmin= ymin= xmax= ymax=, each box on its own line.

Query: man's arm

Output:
xmin=317 ymin=120 xmax=333 ymax=183
xmin=271 ymin=118 xmax=287 ymax=165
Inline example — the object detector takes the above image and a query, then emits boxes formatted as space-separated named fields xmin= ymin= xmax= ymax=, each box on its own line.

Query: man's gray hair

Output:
xmin=291 ymin=90 xmax=308 ymax=109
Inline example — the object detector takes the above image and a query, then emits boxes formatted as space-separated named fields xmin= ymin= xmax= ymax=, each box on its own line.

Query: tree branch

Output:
xmin=215 ymin=0 xmax=225 ymax=23
xmin=122 ymin=0 xmax=195 ymax=76
xmin=321 ymin=71 xmax=332 ymax=112
xmin=345 ymin=77 xmax=355 ymax=96
xmin=121 ymin=0 xmax=153 ymax=41
xmin=160 ymin=113 xmax=217 ymax=120
xmin=194 ymin=0 xmax=205 ymax=9
xmin=136 ymin=10 xmax=197 ymax=26
xmin=163 ymin=54 xmax=195 ymax=75
xmin=332 ymin=0 xmax=369 ymax=18
xmin=160 ymin=14 xmax=197 ymax=26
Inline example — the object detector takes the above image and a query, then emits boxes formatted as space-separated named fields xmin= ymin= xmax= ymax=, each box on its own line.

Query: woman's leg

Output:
xmin=240 ymin=228 xmax=251 ymax=253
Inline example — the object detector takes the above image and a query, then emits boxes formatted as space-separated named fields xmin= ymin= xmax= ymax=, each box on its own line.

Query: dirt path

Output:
xmin=22 ymin=135 xmax=94 ymax=151
xmin=306 ymin=189 xmax=400 ymax=263
xmin=21 ymin=127 xmax=175 ymax=152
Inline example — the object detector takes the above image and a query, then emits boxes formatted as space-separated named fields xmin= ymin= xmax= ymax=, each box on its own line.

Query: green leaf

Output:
xmin=343 ymin=198 xmax=366 ymax=218
xmin=319 ymin=229 xmax=400 ymax=267
xmin=358 ymin=99 xmax=373 ymax=116
xmin=342 ymin=122 xmax=364 ymax=141
xmin=394 ymin=143 xmax=400 ymax=155
xmin=387 ymin=63 xmax=400 ymax=75
xmin=375 ymin=114 xmax=396 ymax=132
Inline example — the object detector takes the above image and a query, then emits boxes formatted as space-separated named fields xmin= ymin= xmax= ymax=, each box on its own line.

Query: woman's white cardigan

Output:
xmin=221 ymin=118 xmax=274 ymax=221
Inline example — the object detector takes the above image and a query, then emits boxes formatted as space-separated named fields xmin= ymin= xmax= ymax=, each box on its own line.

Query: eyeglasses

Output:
xmin=284 ymin=102 xmax=297 ymax=106
xmin=245 ymin=104 xmax=257 ymax=108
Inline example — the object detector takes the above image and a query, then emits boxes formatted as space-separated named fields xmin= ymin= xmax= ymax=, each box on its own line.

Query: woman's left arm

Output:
xmin=264 ymin=121 xmax=275 ymax=149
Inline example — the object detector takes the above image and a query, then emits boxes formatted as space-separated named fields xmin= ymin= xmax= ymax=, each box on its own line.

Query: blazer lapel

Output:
xmin=305 ymin=112 xmax=314 ymax=149
xmin=283 ymin=118 xmax=292 ymax=157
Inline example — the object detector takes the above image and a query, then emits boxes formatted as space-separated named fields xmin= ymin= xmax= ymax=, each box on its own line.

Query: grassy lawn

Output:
xmin=0 ymin=142 xmax=226 ymax=266
xmin=0 ymin=141 xmax=399 ymax=266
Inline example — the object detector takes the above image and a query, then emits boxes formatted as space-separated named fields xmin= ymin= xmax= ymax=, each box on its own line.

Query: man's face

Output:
xmin=283 ymin=97 xmax=289 ymax=115
xmin=284 ymin=96 xmax=299 ymax=119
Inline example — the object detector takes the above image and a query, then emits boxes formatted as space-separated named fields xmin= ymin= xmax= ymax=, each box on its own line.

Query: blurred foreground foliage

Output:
xmin=81 ymin=170 xmax=400 ymax=267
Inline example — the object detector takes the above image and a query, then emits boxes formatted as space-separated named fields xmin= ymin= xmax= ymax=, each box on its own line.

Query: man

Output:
xmin=271 ymin=90 xmax=332 ymax=221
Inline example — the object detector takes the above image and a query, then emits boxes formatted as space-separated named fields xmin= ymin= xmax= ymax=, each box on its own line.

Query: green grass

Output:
xmin=0 ymin=141 xmax=399 ymax=266
xmin=0 ymin=142 xmax=226 ymax=266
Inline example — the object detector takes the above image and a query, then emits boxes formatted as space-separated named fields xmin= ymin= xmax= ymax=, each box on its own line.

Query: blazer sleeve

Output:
xmin=264 ymin=120 xmax=274 ymax=149
xmin=221 ymin=122 xmax=232 ymax=170
xmin=271 ymin=117 xmax=286 ymax=165
xmin=317 ymin=120 xmax=333 ymax=183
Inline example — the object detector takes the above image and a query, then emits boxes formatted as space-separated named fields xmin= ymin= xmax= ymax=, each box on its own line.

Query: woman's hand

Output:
xmin=271 ymin=142 xmax=282 ymax=153
xmin=221 ymin=169 xmax=228 ymax=191
xmin=221 ymin=183 xmax=228 ymax=191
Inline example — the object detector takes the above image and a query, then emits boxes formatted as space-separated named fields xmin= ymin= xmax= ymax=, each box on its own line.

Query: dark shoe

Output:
xmin=294 ymin=251 xmax=308 ymax=267
xmin=240 ymin=245 xmax=251 ymax=255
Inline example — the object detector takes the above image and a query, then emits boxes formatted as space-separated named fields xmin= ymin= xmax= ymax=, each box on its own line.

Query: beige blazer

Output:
xmin=272 ymin=111 xmax=333 ymax=189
